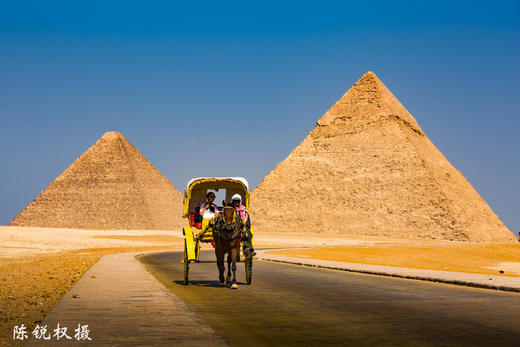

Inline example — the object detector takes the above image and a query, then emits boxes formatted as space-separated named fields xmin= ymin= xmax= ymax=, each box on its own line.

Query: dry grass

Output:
xmin=271 ymin=244 xmax=520 ymax=277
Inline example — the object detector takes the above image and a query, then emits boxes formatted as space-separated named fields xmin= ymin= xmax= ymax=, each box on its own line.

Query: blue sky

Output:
xmin=1 ymin=1 xmax=519 ymax=235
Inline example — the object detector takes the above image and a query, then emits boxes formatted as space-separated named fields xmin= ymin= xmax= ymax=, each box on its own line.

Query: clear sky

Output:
xmin=1 ymin=1 xmax=518 ymax=236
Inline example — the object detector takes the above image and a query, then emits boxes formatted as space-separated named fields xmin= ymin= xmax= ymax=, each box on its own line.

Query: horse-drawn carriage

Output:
xmin=182 ymin=177 xmax=254 ymax=287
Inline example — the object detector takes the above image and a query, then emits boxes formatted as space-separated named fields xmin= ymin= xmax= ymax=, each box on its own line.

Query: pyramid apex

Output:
xmin=101 ymin=131 xmax=124 ymax=141
xmin=317 ymin=71 xmax=421 ymax=131
xmin=358 ymin=70 xmax=380 ymax=82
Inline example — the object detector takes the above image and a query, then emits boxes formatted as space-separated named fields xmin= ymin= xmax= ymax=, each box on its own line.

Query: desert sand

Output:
xmin=0 ymin=225 xmax=186 ymax=345
xmin=2 ymin=224 xmax=516 ymax=344
xmin=271 ymin=244 xmax=520 ymax=277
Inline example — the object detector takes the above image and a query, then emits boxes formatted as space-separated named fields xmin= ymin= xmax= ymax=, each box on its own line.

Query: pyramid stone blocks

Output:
xmin=9 ymin=132 xmax=183 ymax=230
xmin=251 ymin=72 xmax=515 ymax=243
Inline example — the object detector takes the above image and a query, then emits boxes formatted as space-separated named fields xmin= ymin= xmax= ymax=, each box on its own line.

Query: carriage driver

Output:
xmin=231 ymin=194 xmax=256 ymax=259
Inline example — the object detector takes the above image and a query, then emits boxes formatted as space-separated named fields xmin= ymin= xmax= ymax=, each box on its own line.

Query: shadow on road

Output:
xmin=173 ymin=280 xmax=247 ymax=287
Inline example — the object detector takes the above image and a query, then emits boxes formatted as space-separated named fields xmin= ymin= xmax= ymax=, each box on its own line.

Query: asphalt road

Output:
xmin=138 ymin=250 xmax=520 ymax=346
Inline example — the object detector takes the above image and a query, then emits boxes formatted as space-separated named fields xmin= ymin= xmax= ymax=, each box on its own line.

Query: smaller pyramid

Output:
xmin=9 ymin=131 xmax=183 ymax=230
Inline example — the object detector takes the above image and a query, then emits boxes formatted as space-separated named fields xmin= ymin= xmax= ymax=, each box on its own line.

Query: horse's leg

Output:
xmin=215 ymin=246 xmax=225 ymax=286
xmin=226 ymin=248 xmax=232 ymax=287
xmin=230 ymin=244 xmax=238 ymax=289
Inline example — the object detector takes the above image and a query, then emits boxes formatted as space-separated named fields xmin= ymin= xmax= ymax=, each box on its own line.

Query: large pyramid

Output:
xmin=9 ymin=131 xmax=184 ymax=230
xmin=251 ymin=72 xmax=516 ymax=243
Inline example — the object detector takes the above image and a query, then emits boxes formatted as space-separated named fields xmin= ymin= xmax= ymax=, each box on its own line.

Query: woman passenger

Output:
xmin=200 ymin=192 xmax=220 ymax=219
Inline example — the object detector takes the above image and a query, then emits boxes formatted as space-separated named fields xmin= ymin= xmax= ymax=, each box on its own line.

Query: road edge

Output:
xmin=257 ymin=249 xmax=520 ymax=294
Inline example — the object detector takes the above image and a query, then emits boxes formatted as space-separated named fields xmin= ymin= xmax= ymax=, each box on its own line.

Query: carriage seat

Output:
xmin=189 ymin=212 xmax=202 ymax=229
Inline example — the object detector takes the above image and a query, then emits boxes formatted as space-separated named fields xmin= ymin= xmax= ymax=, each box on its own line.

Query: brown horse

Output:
xmin=213 ymin=205 xmax=243 ymax=289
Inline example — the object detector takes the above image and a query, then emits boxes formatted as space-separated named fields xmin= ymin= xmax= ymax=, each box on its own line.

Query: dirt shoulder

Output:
xmin=270 ymin=244 xmax=520 ymax=277
xmin=252 ymin=231 xmax=462 ymax=248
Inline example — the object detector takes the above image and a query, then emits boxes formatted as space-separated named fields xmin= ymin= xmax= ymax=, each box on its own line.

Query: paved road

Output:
xmin=26 ymin=252 xmax=226 ymax=346
xmin=138 ymin=250 xmax=520 ymax=346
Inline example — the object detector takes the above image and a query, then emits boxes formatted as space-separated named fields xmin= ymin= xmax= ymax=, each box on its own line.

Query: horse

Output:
xmin=212 ymin=205 xmax=243 ymax=289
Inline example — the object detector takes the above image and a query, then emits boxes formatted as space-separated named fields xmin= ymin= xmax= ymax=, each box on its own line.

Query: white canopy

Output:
xmin=186 ymin=177 xmax=249 ymax=191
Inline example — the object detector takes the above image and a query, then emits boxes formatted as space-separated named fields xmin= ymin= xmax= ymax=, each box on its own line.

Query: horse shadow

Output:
xmin=173 ymin=280 xmax=247 ymax=287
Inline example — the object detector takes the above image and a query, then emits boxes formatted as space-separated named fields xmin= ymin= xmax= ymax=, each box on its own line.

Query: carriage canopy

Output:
xmin=183 ymin=177 xmax=250 ymax=217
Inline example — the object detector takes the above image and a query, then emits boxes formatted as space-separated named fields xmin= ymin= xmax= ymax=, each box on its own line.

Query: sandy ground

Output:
xmin=271 ymin=244 xmax=520 ymax=277
xmin=0 ymin=226 xmax=189 ymax=345
xmin=1 ymin=226 xmax=399 ymax=344
xmin=251 ymin=231 xmax=465 ymax=248
xmin=0 ymin=225 xmax=515 ymax=345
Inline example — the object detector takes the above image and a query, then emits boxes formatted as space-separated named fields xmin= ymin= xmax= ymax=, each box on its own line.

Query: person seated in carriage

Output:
xmin=193 ymin=206 xmax=203 ymax=224
xmin=199 ymin=192 xmax=220 ymax=220
xmin=188 ymin=206 xmax=203 ymax=228
xmin=230 ymin=193 xmax=256 ymax=259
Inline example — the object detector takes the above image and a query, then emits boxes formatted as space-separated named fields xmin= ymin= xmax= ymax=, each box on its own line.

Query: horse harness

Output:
xmin=214 ymin=206 xmax=243 ymax=240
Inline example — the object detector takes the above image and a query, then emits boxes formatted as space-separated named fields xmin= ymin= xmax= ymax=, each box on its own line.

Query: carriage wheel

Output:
xmin=245 ymin=258 xmax=253 ymax=285
xmin=183 ymin=240 xmax=189 ymax=285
